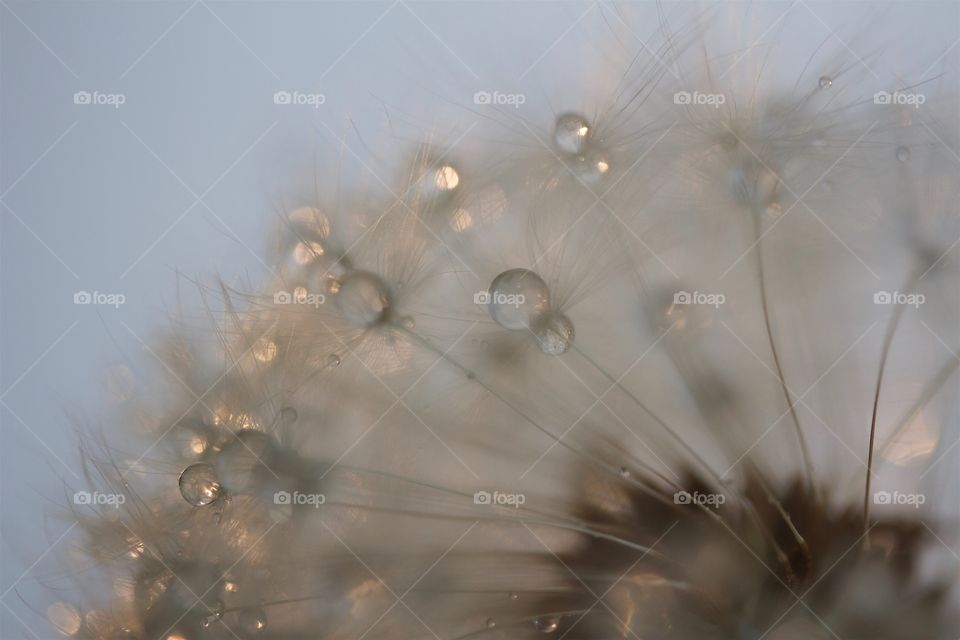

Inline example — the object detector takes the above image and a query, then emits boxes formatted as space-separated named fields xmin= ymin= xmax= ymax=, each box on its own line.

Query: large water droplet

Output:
xmin=533 ymin=616 xmax=559 ymax=633
xmin=533 ymin=312 xmax=575 ymax=355
xmin=896 ymin=146 xmax=911 ymax=162
xmin=238 ymin=607 xmax=267 ymax=635
xmin=818 ymin=75 xmax=833 ymax=89
xmin=178 ymin=463 xmax=222 ymax=506
xmin=553 ymin=114 xmax=592 ymax=155
xmin=486 ymin=269 xmax=551 ymax=330
xmin=336 ymin=271 xmax=392 ymax=328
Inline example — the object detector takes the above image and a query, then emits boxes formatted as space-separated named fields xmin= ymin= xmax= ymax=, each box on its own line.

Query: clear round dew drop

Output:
xmin=896 ymin=145 xmax=911 ymax=162
xmin=279 ymin=406 xmax=298 ymax=425
xmin=335 ymin=271 xmax=392 ymax=328
xmin=534 ymin=311 xmax=575 ymax=355
xmin=486 ymin=268 xmax=551 ymax=330
xmin=553 ymin=113 xmax=592 ymax=155
xmin=818 ymin=75 xmax=833 ymax=89
xmin=485 ymin=618 xmax=496 ymax=629
xmin=238 ymin=607 xmax=267 ymax=635
xmin=178 ymin=463 xmax=223 ymax=507
xmin=327 ymin=353 xmax=341 ymax=367
xmin=533 ymin=616 xmax=560 ymax=633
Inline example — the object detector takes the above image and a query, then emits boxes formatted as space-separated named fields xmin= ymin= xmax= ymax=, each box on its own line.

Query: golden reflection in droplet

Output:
xmin=435 ymin=165 xmax=460 ymax=191
xmin=293 ymin=240 xmax=325 ymax=264
xmin=596 ymin=159 xmax=609 ymax=174
xmin=47 ymin=602 xmax=82 ymax=636
xmin=253 ymin=339 xmax=278 ymax=363
xmin=450 ymin=208 xmax=474 ymax=232
xmin=190 ymin=437 xmax=207 ymax=455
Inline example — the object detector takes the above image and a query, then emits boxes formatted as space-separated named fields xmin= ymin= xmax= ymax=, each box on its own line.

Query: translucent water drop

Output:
xmin=509 ymin=592 xmax=519 ymax=600
xmin=178 ymin=463 xmax=222 ymax=506
xmin=553 ymin=113 xmax=591 ymax=155
xmin=572 ymin=150 xmax=611 ymax=185
xmin=819 ymin=75 xmax=833 ymax=89
xmin=400 ymin=315 xmax=416 ymax=329
xmin=434 ymin=165 xmax=460 ymax=191
xmin=533 ymin=312 xmax=575 ymax=355
xmin=238 ymin=607 xmax=267 ymax=635
xmin=278 ymin=407 xmax=297 ymax=425
xmin=533 ymin=616 xmax=559 ymax=633
xmin=327 ymin=353 xmax=341 ymax=367
xmin=486 ymin=618 xmax=496 ymax=629
xmin=336 ymin=271 xmax=392 ymax=328
xmin=486 ymin=269 xmax=551 ymax=330
xmin=896 ymin=146 xmax=911 ymax=162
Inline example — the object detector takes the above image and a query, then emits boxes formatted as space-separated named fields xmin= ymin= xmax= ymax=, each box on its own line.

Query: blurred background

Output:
xmin=2 ymin=1 xmax=958 ymax=637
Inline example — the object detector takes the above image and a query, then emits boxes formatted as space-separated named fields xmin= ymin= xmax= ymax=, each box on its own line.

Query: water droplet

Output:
xmin=486 ymin=269 xmax=551 ymax=330
xmin=400 ymin=316 xmax=416 ymax=329
xmin=252 ymin=339 xmax=278 ymax=363
xmin=819 ymin=75 xmax=833 ymax=89
xmin=896 ymin=146 xmax=911 ymax=162
xmin=434 ymin=165 xmax=460 ymax=191
xmin=572 ymin=150 xmax=611 ymax=184
xmin=553 ymin=113 xmax=591 ymax=155
xmin=533 ymin=312 xmax=575 ymax=355
xmin=485 ymin=618 xmax=496 ymax=629
xmin=509 ymin=592 xmax=519 ymax=600
xmin=279 ymin=407 xmax=298 ymax=425
xmin=335 ymin=271 xmax=391 ymax=328
xmin=178 ymin=463 xmax=222 ymax=506
xmin=238 ymin=607 xmax=267 ymax=635
xmin=533 ymin=616 xmax=559 ymax=633
xmin=326 ymin=353 xmax=341 ymax=367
